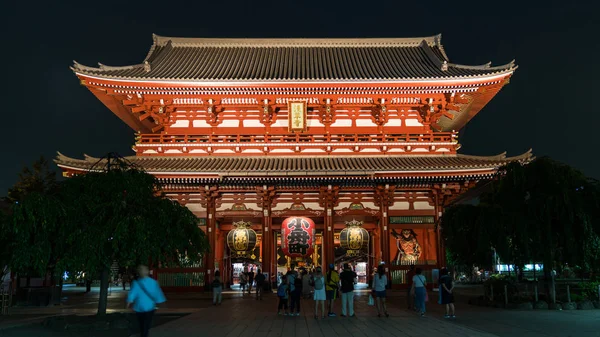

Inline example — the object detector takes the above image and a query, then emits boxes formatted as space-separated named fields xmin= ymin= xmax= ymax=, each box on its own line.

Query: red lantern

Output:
xmin=281 ymin=217 xmax=315 ymax=257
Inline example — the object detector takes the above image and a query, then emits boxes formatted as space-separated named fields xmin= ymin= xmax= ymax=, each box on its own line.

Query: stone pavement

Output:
xmin=151 ymin=293 xmax=497 ymax=337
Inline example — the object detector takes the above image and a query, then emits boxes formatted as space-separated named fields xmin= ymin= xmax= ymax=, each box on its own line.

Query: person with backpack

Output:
xmin=255 ymin=268 xmax=266 ymax=300
xmin=290 ymin=266 xmax=303 ymax=316
xmin=247 ymin=268 xmax=255 ymax=294
xmin=277 ymin=276 xmax=289 ymax=315
xmin=410 ymin=268 xmax=428 ymax=317
xmin=311 ymin=266 xmax=326 ymax=319
xmin=127 ymin=264 xmax=166 ymax=337
xmin=339 ymin=263 xmax=357 ymax=317
xmin=212 ymin=270 xmax=223 ymax=305
xmin=325 ymin=263 xmax=339 ymax=317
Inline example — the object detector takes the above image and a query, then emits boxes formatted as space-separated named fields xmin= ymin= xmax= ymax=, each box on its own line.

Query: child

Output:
xmin=277 ymin=276 xmax=289 ymax=315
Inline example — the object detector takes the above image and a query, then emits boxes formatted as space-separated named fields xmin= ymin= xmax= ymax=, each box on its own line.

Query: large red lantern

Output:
xmin=281 ymin=217 xmax=315 ymax=257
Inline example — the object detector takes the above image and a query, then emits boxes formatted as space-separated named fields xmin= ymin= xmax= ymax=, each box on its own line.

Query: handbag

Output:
xmin=368 ymin=294 xmax=375 ymax=306
xmin=135 ymin=280 xmax=159 ymax=308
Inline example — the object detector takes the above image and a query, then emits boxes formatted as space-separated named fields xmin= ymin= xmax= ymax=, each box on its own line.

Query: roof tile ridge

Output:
xmin=97 ymin=63 xmax=142 ymax=71
xmin=419 ymin=40 xmax=447 ymax=71
xmin=456 ymin=152 xmax=507 ymax=160
xmin=504 ymin=149 xmax=534 ymax=162
xmin=152 ymin=35 xmax=443 ymax=48
xmin=72 ymin=60 xmax=101 ymax=72
xmin=449 ymin=59 xmax=517 ymax=71
xmin=434 ymin=34 xmax=450 ymax=61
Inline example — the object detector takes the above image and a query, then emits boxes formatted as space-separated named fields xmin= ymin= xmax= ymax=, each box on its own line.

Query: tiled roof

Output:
xmin=55 ymin=151 xmax=533 ymax=177
xmin=71 ymin=34 xmax=516 ymax=82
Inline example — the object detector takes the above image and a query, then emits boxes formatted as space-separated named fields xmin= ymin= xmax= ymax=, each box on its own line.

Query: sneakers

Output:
xmin=420 ymin=312 xmax=425 ymax=317
xmin=340 ymin=314 xmax=347 ymax=317
xmin=328 ymin=312 xmax=336 ymax=317
xmin=444 ymin=314 xmax=450 ymax=319
xmin=451 ymin=315 xmax=456 ymax=319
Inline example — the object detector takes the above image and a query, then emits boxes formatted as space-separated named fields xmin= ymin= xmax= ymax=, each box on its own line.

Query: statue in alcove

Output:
xmin=391 ymin=229 xmax=421 ymax=264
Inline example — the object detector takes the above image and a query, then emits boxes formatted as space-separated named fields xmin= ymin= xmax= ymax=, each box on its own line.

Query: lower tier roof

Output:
xmin=55 ymin=151 xmax=532 ymax=180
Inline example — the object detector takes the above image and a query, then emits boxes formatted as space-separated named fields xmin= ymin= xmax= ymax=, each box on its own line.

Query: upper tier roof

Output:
xmin=72 ymin=34 xmax=516 ymax=83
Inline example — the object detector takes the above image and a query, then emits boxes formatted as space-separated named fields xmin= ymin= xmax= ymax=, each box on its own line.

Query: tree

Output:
xmin=59 ymin=162 xmax=209 ymax=315
xmin=443 ymin=157 xmax=600 ymax=280
xmin=7 ymin=156 xmax=57 ymax=203
xmin=0 ymin=199 xmax=12 ymax=286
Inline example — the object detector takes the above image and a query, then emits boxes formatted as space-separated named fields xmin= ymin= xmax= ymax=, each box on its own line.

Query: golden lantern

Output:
xmin=339 ymin=219 xmax=369 ymax=256
xmin=226 ymin=220 xmax=257 ymax=255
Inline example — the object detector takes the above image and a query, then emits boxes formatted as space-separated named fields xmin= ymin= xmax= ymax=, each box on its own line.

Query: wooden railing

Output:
xmin=138 ymin=132 xmax=456 ymax=145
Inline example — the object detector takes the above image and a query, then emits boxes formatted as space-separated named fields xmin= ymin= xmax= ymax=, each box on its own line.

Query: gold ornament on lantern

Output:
xmin=227 ymin=220 xmax=257 ymax=255
xmin=340 ymin=219 xmax=369 ymax=256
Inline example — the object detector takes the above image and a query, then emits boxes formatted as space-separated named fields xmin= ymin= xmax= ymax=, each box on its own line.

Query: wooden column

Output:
xmin=375 ymin=184 xmax=395 ymax=268
xmin=433 ymin=189 xmax=446 ymax=268
xmin=257 ymin=186 xmax=275 ymax=280
xmin=202 ymin=186 xmax=219 ymax=287
xmin=320 ymin=185 xmax=339 ymax=267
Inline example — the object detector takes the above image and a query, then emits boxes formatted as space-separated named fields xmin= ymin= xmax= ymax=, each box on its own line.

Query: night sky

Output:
xmin=3 ymin=1 xmax=599 ymax=194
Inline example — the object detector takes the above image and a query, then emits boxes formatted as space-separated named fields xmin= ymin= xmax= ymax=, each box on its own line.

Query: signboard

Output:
xmin=288 ymin=101 xmax=307 ymax=132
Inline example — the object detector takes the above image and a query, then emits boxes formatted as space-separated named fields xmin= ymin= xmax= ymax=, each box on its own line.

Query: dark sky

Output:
xmin=2 ymin=0 xmax=599 ymax=194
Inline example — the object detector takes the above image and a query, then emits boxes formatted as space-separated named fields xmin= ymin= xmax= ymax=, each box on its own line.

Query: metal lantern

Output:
xmin=227 ymin=220 xmax=257 ymax=255
xmin=339 ymin=219 xmax=369 ymax=256
xmin=281 ymin=217 xmax=316 ymax=258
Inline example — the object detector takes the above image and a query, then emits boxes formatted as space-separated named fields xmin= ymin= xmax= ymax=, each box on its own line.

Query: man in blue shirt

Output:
xmin=127 ymin=265 xmax=166 ymax=337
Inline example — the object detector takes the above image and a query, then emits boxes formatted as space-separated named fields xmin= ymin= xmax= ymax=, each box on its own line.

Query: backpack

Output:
xmin=211 ymin=279 xmax=221 ymax=289
xmin=313 ymin=276 xmax=324 ymax=290
xmin=277 ymin=284 xmax=287 ymax=297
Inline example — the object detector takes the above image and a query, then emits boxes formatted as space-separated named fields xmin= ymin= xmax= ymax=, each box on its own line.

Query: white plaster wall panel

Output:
xmin=271 ymin=149 xmax=294 ymax=153
xmin=142 ymin=149 xmax=158 ymax=154
xmin=189 ymin=149 xmax=208 ymax=153
xmin=193 ymin=120 xmax=211 ymax=128
xmin=307 ymin=119 xmax=324 ymax=127
xmin=385 ymin=119 xmax=402 ymax=126
xmin=389 ymin=202 xmax=410 ymax=210
xmin=331 ymin=119 xmax=353 ymax=127
xmin=186 ymin=204 xmax=205 ymax=212
xmin=218 ymin=120 xmax=240 ymax=127
xmin=243 ymin=120 xmax=263 ymax=127
xmin=170 ymin=120 xmax=190 ymax=128
xmin=273 ymin=119 xmax=288 ymax=127
xmin=241 ymin=149 xmax=264 ymax=154
xmin=356 ymin=119 xmax=377 ymax=127
xmin=405 ymin=119 xmax=424 ymax=127
xmin=414 ymin=201 xmax=434 ymax=210
xmin=214 ymin=149 xmax=236 ymax=154
xmin=164 ymin=149 xmax=183 ymax=154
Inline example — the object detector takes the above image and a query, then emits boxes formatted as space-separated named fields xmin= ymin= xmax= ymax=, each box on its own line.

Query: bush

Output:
xmin=484 ymin=274 xmax=519 ymax=301
xmin=579 ymin=282 xmax=600 ymax=300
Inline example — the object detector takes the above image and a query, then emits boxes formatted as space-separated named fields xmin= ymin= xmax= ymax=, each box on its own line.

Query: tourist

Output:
xmin=255 ymin=268 xmax=266 ymax=300
xmin=239 ymin=270 xmax=248 ymax=294
xmin=290 ymin=266 xmax=303 ymax=316
xmin=312 ymin=266 xmax=326 ymax=319
xmin=372 ymin=264 xmax=389 ymax=317
xmin=406 ymin=264 xmax=415 ymax=310
xmin=301 ymin=268 xmax=312 ymax=299
xmin=339 ymin=263 xmax=357 ymax=317
xmin=411 ymin=268 xmax=427 ymax=317
xmin=325 ymin=263 xmax=339 ymax=317
xmin=277 ymin=276 xmax=289 ymax=315
xmin=127 ymin=264 xmax=166 ymax=337
xmin=440 ymin=268 xmax=455 ymax=318
xmin=247 ymin=268 xmax=255 ymax=294
xmin=212 ymin=270 xmax=223 ymax=305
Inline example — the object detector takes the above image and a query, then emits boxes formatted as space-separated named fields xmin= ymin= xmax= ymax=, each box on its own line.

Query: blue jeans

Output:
xmin=415 ymin=287 xmax=426 ymax=313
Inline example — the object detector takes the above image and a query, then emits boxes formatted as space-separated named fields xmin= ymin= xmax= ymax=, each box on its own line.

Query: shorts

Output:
xmin=326 ymin=290 xmax=337 ymax=300
xmin=375 ymin=290 xmax=386 ymax=298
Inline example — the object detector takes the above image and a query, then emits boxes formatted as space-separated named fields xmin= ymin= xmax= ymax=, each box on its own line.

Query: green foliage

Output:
xmin=7 ymin=156 xmax=57 ymax=203
xmin=443 ymin=157 xmax=600 ymax=275
xmin=9 ymin=192 xmax=70 ymax=276
xmin=579 ymin=281 xmax=600 ymax=300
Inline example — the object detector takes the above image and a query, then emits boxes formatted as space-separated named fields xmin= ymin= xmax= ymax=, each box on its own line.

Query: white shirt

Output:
xmin=412 ymin=275 xmax=426 ymax=288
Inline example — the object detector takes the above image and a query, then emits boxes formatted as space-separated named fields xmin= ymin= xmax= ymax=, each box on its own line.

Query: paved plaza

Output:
xmin=2 ymin=287 xmax=600 ymax=336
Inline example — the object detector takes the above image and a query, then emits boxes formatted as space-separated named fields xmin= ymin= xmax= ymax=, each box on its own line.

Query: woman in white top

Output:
xmin=372 ymin=264 xmax=389 ymax=317
xmin=410 ymin=268 xmax=427 ymax=316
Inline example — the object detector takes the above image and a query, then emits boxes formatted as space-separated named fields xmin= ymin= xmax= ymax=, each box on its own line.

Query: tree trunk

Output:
xmin=97 ymin=267 xmax=109 ymax=316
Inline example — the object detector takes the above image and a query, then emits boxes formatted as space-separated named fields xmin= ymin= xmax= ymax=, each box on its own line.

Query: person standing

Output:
xmin=239 ymin=270 xmax=248 ymax=294
xmin=372 ymin=264 xmax=389 ymax=317
xmin=301 ymin=268 xmax=312 ymax=299
xmin=406 ymin=264 xmax=415 ymax=310
xmin=339 ymin=263 xmax=357 ymax=317
xmin=312 ymin=266 xmax=326 ymax=319
xmin=290 ymin=267 xmax=303 ymax=316
xmin=411 ymin=268 xmax=427 ymax=317
xmin=325 ymin=263 xmax=339 ymax=317
xmin=247 ymin=268 xmax=255 ymax=294
xmin=127 ymin=264 xmax=166 ymax=337
xmin=255 ymin=268 xmax=266 ymax=300
xmin=440 ymin=268 xmax=455 ymax=318
xmin=277 ymin=276 xmax=289 ymax=315
xmin=211 ymin=271 xmax=223 ymax=305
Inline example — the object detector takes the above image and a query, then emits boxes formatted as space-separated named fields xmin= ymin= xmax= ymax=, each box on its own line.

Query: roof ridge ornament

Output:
xmin=144 ymin=61 xmax=151 ymax=72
